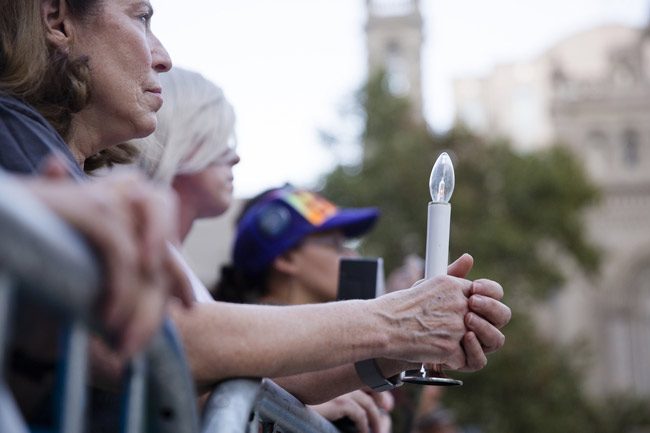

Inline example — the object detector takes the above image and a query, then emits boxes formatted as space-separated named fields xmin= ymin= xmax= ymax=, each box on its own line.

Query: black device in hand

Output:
xmin=334 ymin=257 xmax=385 ymax=433
xmin=336 ymin=257 xmax=384 ymax=301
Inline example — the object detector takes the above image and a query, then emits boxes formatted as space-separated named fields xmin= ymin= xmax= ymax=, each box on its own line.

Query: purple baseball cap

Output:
xmin=233 ymin=185 xmax=379 ymax=279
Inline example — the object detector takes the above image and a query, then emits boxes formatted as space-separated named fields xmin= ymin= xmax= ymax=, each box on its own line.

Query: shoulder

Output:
xmin=0 ymin=93 xmax=82 ymax=177
xmin=0 ymin=93 xmax=50 ymax=129
xmin=167 ymin=244 xmax=214 ymax=303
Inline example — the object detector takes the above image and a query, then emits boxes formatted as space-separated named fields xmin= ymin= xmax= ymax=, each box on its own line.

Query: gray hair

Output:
xmin=135 ymin=67 xmax=236 ymax=184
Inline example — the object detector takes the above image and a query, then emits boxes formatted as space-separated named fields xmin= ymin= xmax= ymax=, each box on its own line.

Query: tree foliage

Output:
xmin=319 ymin=72 xmax=649 ymax=433
xmin=322 ymin=72 xmax=599 ymax=299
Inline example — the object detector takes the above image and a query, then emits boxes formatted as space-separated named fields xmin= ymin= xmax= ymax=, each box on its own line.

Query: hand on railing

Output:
xmin=202 ymin=379 xmax=344 ymax=433
xmin=29 ymin=156 xmax=194 ymax=359
xmin=0 ymin=166 xmax=199 ymax=433
xmin=312 ymin=390 xmax=393 ymax=433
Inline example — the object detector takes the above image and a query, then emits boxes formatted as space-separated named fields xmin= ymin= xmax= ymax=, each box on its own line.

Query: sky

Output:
xmin=153 ymin=0 xmax=648 ymax=197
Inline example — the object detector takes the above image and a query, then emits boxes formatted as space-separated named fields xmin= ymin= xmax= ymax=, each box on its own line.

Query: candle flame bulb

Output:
xmin=429 ymin=152 xmax=455 ymax=203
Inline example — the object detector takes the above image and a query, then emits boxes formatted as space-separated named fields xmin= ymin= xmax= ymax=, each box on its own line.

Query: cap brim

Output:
xmin=319 ymin=207 xmax=380 ymax=238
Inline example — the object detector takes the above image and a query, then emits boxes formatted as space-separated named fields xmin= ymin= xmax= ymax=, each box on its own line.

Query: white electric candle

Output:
xmin=402 ymin=151 xmax=463 ymax=385
xmin=425 ymin=152 xmax=455 ymax=279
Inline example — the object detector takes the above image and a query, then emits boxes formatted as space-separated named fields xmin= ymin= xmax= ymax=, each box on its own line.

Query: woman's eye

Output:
xmin=138 ymin=10 xmax=153 ymax=26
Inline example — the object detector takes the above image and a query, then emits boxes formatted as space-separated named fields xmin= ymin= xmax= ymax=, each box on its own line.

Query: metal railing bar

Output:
xmin=254 ymin=379 xmax=340 ymax=433
xmin=122 ymin=353 xmax=147 ymax=433
xmin=201 ymin=379 xmax=260 ymax=433
xmin=0 ymin=382 xmax=30 ymax=433
xmin=145 ymin=320 xmax=199 ymax=433
xmin=58 ymin=322 xmax=89 ymax=433
xmin=0 ymin=178 xmax=100 ymax=325
xmin=0 ymin=177 xmax=198 ymax=433
xmin=201 ymin=379 xmax=342 ymax=433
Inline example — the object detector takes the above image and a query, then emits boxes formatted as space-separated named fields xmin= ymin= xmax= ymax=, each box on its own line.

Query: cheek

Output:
xmin=313 ymin=254 xmax=341 ymax=296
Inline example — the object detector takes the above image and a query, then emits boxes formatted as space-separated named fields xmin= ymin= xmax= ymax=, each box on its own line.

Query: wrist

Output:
xmin=354 ymin=299 xmax=392 ymax=359
xmin=375 ymin=358 xmax=419 ymax=377
xmin=354 ymin=358 xmax=404 ymax=392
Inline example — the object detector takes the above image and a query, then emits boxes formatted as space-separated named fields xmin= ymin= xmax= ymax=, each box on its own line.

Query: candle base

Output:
xmin=401 ymin=368 xmax=463 ymax=387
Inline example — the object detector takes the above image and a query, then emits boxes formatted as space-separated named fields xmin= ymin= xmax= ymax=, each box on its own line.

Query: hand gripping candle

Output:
xmin=402 ymin=152 xmax=463 ymax=386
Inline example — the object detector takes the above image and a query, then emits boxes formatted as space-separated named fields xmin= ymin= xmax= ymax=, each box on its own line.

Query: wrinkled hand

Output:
xmin=378 ymin=253 xmax=511 ymax=371
xmin=26 ymin=156 xmax=193 ymax=359
xmin=378 ymin=272 xmax=471 ymax=368
xmin=440 ymin=253 xmax=511 ymax=371
xmin=310 ymin=390 xmax=393 ymax=433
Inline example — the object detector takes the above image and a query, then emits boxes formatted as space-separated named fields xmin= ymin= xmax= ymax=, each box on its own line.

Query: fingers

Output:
xmin=447 ymin=253 xmax=474 ymax=278
xmin=38 ymin=153 xmax=74 ymax=179
xmin=371 ymin=389 xmax=395 ymax=412
xmin=311 ymin=395 xmax=369 ymax=433
xmin=465 ymin=312 xmax=506 ymax=354
xmin=352 ymin=391 xmax=388 ymax=433
xmin=28 ymin=169 xmax=191 ymax=357
xmin=310 ymin=391 xmax=393 ymax=433
xmin=128 ymin=184 xmax=165 ymax=275
xmin=468 ymin=294 xmax=511 ymax=329
xmin=459 ymin=332 xmax=487 ymax=372
xmin=119 ymin=280 xmax=168 ymax=358
xmin=468 ymin=279 xmax=510 ymax=352
xmin=471 ymin=279 xmax=504 ymax=300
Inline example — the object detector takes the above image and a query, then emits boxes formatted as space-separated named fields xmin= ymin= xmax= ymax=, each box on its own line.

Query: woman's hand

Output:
xmin=28 ymin=156 xmax=193 ymax=359
xmin=446 ymin=254 xmax=511 ymax=371
xmin=374 ymin=253 xmax=510 ymax=371
xmin=309 ymin=390 xmax=393 ymax=433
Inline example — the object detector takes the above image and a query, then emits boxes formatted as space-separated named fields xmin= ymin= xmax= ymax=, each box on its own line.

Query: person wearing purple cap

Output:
xmin=215 ymin=185 xmax=394 ymax=432
xmin=215 ymin=184 xmax=380 ymax=305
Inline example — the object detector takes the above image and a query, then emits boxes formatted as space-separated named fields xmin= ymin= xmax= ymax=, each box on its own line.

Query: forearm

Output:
xmin=275 ymin=359 xmax=416 ymax=405
xmin=169 ymin=300 xmax=391 ymax=389
xmin=171 ymin=275 xmax=479 ymax=390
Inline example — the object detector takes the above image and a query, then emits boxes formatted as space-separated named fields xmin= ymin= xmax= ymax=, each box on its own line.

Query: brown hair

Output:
xmin=0 ymin=0 xmax=102 ymax=140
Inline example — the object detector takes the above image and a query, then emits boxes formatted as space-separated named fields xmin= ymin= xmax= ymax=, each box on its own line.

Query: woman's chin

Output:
xmin=137 ymin=118 xmax=158 ymax=138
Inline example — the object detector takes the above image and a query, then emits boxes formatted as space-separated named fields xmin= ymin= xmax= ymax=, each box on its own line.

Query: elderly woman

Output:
xmin=0 ymin=0 xmax=192 ymax=423
xmin=0 ymin=0 xmax=192 ymax=343
xmin=136 ymin=67 xmax=511 ymax=413
xmin=0 ymin=0 xmax=170 ymax=173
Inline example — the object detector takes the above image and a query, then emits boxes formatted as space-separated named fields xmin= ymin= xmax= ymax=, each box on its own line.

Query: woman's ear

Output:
xmin=272 ymin=250 xmax=300 ymax=276
xmin=41 ymin=0 xmax=73 ymax=50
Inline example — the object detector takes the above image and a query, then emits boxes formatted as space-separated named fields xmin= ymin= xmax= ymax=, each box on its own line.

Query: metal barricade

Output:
xmin=202 ymin=378 xmax=341 ymax=433
xmin=0 ymin=176 xmax=198 ymax=433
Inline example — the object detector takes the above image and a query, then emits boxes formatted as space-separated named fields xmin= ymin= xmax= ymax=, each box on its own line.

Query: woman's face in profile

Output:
xmin=173 ymin=147 xmax=240 ymax=219
xmin=69 ymin=0 xmax=171 ymax=147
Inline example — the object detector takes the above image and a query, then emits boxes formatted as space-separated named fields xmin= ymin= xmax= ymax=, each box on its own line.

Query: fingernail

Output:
xmin=471 ymin=294 xmax=485 ymax=308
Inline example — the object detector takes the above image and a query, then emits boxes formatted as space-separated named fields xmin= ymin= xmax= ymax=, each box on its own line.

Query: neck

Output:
xmin=67 ymin=115 xmax=107 ymax=167
xmin=177 ymin=199 xmax=200 ymax=241
xmin=263 ymin=273 xmax=320 ymax=306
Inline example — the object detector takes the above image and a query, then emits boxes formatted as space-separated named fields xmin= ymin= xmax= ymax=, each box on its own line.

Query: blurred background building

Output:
xmin=454 ymin=17 xmax=650 ymax=397
xmin=183 ymin=0 xmax=650 ymax=399
xmin=367 ymin=0 xmax=424 ymax=119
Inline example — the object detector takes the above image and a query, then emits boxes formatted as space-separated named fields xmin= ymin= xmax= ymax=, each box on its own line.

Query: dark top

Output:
xmin=0 ymin=93 xmax=87 ymax=429
xmin=0 ymin=93 xmax=84 ymax=178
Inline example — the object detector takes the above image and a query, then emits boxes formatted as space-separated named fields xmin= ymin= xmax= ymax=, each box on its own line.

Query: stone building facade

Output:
xmin=366 ymin=0 xmax=424 ymax=119
xmin=454 ymin=24 xmax=650 ymax=398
